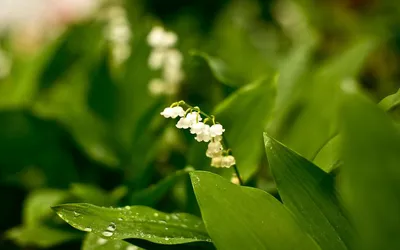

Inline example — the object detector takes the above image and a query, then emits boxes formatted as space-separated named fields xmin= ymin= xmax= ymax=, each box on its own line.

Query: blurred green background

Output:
xmin=1 ymin=0 xmax=400 ymax=249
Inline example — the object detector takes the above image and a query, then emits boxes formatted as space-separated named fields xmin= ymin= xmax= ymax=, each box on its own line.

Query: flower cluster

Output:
xmin=160 ymin=102 xmax=236 ymax=168
xmin=147 ymin=26 xmax=184 ymax=96
xmin=103 ymin=6 xmax=132 ymax=65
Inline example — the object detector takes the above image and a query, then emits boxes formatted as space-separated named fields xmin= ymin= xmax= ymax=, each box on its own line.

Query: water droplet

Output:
xmin=102 ymin=231 xmax=113 ymax=237
xmin=154 ymin=213 xmax=159 ymax=217
xmin=73 ymin=211 xmax=80 ymax=217
xmin=83 ymin=227 xmax=92 ymax=232
xmin=165 ymin=215 xmax=170 ymax=220
xmin=159 ymin=220 xmax=167 ymax=224
xmin=125 ymin=206 xmax=131 ymax=210
xmin=97 ymin=237 xmax=108 ymax=245
xmin=171 ymin=214 xmax=179 ymax=220
xmin=118 ymin=217 xmax=123 ymax=221
xmin=165 ymin=237 xmax=169 ymax=241
xmin=107 ymin=222 xmax=116 ymax=231
xmin=165 ymin=227 xmax=169 ymax=230
xmin=181 ymin=224 xmax=188 ymax=228
xmin=126 ymin=246 xmax=139 ymax=250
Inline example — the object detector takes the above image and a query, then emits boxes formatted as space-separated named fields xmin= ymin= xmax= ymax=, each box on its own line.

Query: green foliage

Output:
xmin=53 ymin=203 xmax=211 ymax=245
xmin=214 ymin=77 xmax=276 ymax=180
xmin=264 ymin=134 xmax=352 ymax=250
xmin=2 ymin=1 xmax=400 ymax=249
xmin=340 ymin=89 xmax=400 ymax=250
xmin=190 ymin=171 xmax=319 ymax=250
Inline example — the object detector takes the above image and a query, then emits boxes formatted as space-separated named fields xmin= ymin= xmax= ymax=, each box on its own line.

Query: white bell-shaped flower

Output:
xmin=160 ymin=106 xmax=185 ymax=118
xmin=176 ymin=117 xmax=191 ymax=129
xmin=221 ymin=155 xmax=236 ymax=168
xmin=206 ymin=141 xmax=223 ymax=158
xmin=176 ymin=112 xmax=201 ymax=129
xmin=190 ymin=122 xmax=205 ymax=134
xmin=210 ymin=124 xmax=225 ymax=137
xmin=194 ymin=124 xmax=211 ymax=142
xmin=211 ymin=156 xmax=223 ymax=168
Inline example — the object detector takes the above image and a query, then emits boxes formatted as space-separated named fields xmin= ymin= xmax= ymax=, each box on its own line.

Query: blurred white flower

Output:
xmin=148 ymin=49 xmax=166 ymax=70
xmin=104 ymin=5 xmax=132 ymax=65
xmin=147 ymin=25 xmax=184 ymax=96
xmin=147 ymin=26 xmax=177 ymax=48
xmin=148 ymin=78 xmax=166 ymax=95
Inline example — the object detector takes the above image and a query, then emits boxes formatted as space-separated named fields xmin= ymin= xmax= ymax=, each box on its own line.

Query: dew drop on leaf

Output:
xmin=107 ymin=222 xmax=116 ymax=231
xmin=97 ymin=238 xmax=108 ymax=245
xmin=102 ymin=231 xmax=113 ymax=237
xmin=84 ymin=227 xmax=92 ymax=232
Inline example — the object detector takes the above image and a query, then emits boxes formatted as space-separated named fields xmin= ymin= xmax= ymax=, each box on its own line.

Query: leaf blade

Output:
xmin=264 ymin=134 xmax=352 ymax=250
xmin=53 ymin=203 xmax=211 ymax=245
xmin=190 ymin=171 xmax=319 ymax=250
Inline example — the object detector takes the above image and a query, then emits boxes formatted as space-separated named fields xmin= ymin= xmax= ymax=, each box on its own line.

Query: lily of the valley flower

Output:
xmin=147 ymin=26 xmax=184 ymax=96
xmin=161 ymin=102 xmax=235 ymax=169
xmin=160 ymin=106 xmax=185 ymax=118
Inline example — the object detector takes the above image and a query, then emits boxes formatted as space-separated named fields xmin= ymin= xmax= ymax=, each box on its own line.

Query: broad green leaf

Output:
xmin=129 ymin=168 xmax=192 ymax=206
xmin=379 ymin=88 xmax=400 ymax=111
xmin=6 ymin=225 xmax=80 ymax=248
xmin=215 ymin=77 xmax=276 ymax=180
xmin=23 ymin=189 xmax=69 ymax=226
xmin=340 ymin=89 xmax=400 ymax=250
xmin=190 ymin=171 xmax=319 ymax=250
xmin=264 ymin=134 xmax=352 ymax=250
xmin=190 ymin=50 xmax=243 ymax=86
xmin=82 ymin=233 xmax=142 ymax=250
xmin=53 ymin=203 xmax=211 ymax=245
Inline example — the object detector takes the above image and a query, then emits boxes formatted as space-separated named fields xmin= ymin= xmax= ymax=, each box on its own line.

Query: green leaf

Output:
xmin=340 ymin=89 xmax=400 ymax=250
xmin=190 ymin=51 xmax=243 ymax=87
xmin=277 ymin=38 xmax=377 ymax=160
xmin=379 ymin=88 xmax=400 ymax=111
xmin=82 ymin=233 xmax=142 ymax=250
xmin=6 ymin=225 xmax=81 ymax=248
xmin=312 ymin=134 xmax=342 ymax=173
xmin=264 ymin=134 xmax=352 ymax=250
xmin=215 ymin=76 xmax=276 ymax=180
xmin=23 ymin=189 xmax=69 ymax=226
xmin=190 ymin=171 xmax=319 ymax=250
xmin=52 ymin=203 xmax=211 ymax=245
xmin=129 ymin=168 xmax=192 ymax=206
